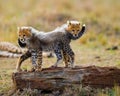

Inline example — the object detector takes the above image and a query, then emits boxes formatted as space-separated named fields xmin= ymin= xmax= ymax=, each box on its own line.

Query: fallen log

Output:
xmin=12 ymin=66 xmax=120 ymax=91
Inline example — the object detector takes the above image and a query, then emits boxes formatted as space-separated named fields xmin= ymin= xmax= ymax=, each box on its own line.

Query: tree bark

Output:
xmin=12 ymin=66 xmax=120 ymax=91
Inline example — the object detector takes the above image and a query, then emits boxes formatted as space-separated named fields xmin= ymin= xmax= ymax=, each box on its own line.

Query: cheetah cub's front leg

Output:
xmin=63 ymin=44 xmax=75 ymax=68
xmin=63 ymin=50 xmax=71 ymax=68
xmin=35 ymin=49 xmax=42 ymax=72
xmin=30 ymin=49 xmax=38 ymax=72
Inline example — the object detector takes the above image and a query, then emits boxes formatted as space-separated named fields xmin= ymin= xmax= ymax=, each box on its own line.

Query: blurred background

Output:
xmin=0 ymin=1 xmax=120 ymax=94
xmin=0 ymin=0 xmax=120 ymax=47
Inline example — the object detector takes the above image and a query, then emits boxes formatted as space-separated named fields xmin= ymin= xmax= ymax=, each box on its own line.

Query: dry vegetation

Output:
xmin=0 ymin=0 xmax=120 ymax=95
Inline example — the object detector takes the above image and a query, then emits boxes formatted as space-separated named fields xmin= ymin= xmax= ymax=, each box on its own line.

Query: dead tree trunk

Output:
xmin=12 ymin=66 xmax=120 ymax=91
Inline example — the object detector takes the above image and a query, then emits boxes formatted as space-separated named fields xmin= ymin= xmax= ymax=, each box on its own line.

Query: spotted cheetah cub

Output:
xmin=16 ymin=21 xmax=86 ymax=72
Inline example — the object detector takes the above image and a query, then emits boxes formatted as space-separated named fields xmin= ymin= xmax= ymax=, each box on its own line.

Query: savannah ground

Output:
xmin=0 ymin=0 xmax=120 ymax=95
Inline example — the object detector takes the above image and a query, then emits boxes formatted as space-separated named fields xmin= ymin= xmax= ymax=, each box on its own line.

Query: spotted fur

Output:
xmin=0 ymin=42 xmax=26 ymax=58
xmin=0 ymin=42 xmax=26 ymax=54
xmin=55 ymin=21 xmax=86 ymax=67
xmin=16 ymin=21 xmax=86 ymax=72
xmin=0 ymin=42 xmax=54 ymax=58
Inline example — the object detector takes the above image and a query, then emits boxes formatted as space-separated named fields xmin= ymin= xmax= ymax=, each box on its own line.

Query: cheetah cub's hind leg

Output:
xmin=15 ymin=50 xmax=31 ymax=72
xmin=51 ymin=49 xmax=63 ymax=67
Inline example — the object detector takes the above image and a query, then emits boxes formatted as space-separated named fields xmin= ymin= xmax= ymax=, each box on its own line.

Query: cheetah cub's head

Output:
xmin=17 ymin=27 xmax=32 ymax=47
xmin=17 ymin=27 xmax=32 ymax=44
xmin=66 ymin=20 xmax=83 ymax=37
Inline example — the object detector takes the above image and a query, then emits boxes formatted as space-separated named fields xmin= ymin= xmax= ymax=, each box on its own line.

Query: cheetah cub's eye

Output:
xmin=72 ymin=30 xmax=75 ymax=32
xmin=77 ymin=30 xmax=80 ymax=32
xmin=23 ymin=35 xmax=25 ymax=37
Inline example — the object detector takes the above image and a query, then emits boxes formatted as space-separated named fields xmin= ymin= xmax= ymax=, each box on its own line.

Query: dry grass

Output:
xmin=0 ymin=0 xmax=120 ymax=95
xmin=0 ymin=0 xmax=120 ymax=45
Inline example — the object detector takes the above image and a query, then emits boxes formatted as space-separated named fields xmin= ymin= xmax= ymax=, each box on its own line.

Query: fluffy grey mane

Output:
xmin=29 ymin=26 xmax=67 ymax=44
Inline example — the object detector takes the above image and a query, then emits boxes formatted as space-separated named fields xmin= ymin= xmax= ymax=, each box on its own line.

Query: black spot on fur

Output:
xmin=18 ymin=38 xmax=26 ymax=48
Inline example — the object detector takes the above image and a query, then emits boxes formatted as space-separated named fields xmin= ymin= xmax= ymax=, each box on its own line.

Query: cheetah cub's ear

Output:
xmin=77 ymin=21 xmax=83 ymax=26
xmin=26 ymin=27 xmax=32 ymax=32
xmin=17 ymin=27 xmax=21 ymax=31
xmin=17 ymin=27 xmax=20 ymax=30
xmin=67 ymin=20 xmax=71 ymax=25
xmin=17 ymin=27 xmax=21 ymax=34
xmin=25 ymin=27 xmax=32 ymax=37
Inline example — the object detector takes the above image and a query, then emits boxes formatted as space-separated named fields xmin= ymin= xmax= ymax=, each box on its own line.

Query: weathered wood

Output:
xmin=12 ymin=66 xmax=120 ymax=91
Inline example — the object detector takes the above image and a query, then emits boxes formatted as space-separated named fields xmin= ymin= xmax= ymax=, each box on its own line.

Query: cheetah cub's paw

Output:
xmin=14 ymin=68 xmax=22 ymax=73
xmin=27 ymin=67 xmax=36 ymax=72
xmin=35 ymin=67 xmax=42 ymax=72
xmin=50 ymin=64 xmax=58 ymax=68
